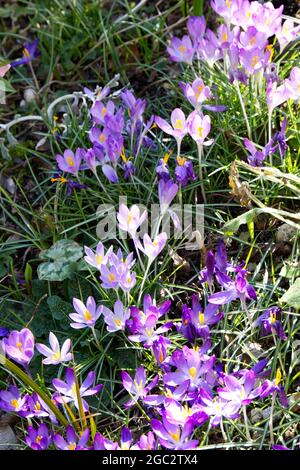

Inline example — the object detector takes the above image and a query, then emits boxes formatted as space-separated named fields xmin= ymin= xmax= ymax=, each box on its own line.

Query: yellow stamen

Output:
xmin=34 ymin=401 xmax=41 ymax=411
xmin=108 ymin=273 xmax=116 ymax=283
xmin=10 ymin=399 xmax=19 ymax=409
xmin=127 ymin=213 xmax=133 ymax=224
xmin=99 ymin=134 xmax=106 ymax=143
xmin=198 ymin=127 xmax=203 ymax=138
xmin=66 ymin=156 xmax=75 ymax=167
xmin=226 ymin=0 xmax=231 ymax=7
xmin=84 ymin=309 xmax=92 ymax=321
xmin=222 ymin=32 xmax=228 ymax=42
xmin=198 ymin=312 xmax=205 ymax=325
xmin=174 ymin=119 xmax=184 ymax=130
xmin=95 ymin=254 xmax=103 ymax=265
xmin=101 ymin=107 xmax=107 ymax=116
xmin=189 ymin=366 xmax=197 ymax=379
xmin=51 ymin=177 xmax=67 ymax=184
xmin=275 ymin=368 xmax=282 ymax=386
xmin=52 ymin=351 xmax=61 ymax=362
xmin=176 ymin=156 xmax=186 ymax=166
xmin=120 ymin=147 xmax=127 ymax=163
xmin=269 ymin=311 xmax=277 ymax=325
xmin=23 ymin=48 xmax=30 ymax=58
xmin=251 ymin=55 xmax=259 ymax=68
xmin=68 ymin=442 xmax=77 ymax=450
xmin=114 ymin=318 xmax=122 ymax=327
xmin=163 ymin=150 xmax=173 ymax=164
xmin=178 ymin=45 xmax=187 ymax=54
xmin=16 ymin=341 xmax=23 ymax=349
xmin=36 ymin=435 xmax=43 ymax=444
xmin=169 ymin=430 xmax=180 ymax=442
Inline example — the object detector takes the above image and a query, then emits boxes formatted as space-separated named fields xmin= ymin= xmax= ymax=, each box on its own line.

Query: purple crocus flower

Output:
xmin=273 ymin=117 xmax=287 ymax=159
xmin=122 ymin=160 xmax=136 ymax=179
xmin=211 ymin=0 xmax=240 ymax=23
xmin=179 ymin=78 xmax=211 ymax=110
xmin=10 ymin=39 xmax=40 ymax=67
xmin=285 ymin=66 xmax=300 ymax=102
xmin=54 ymin=426 xmax=90 ymax=450
xmin=102 ymin=300 xmax=130 ymax=333
xmin=156 ymin=156 xmax=171 ymax=181
xmin=167 ymin=36 xmax=194 ymax=64
xmin=253 ymin=307 xmax=287 ymax=340
xmin=121 ymin=366 xmax=158 ymax=408
xmin=0 ymin=327 xmax=9 ymax=338
xmin=132 ymin=432 xmax=157 ymax=450
xmin=187 ymin=16 xmax=206 ymax=46
xmin=69 ymin=296 xmax=102 ymax=330
xmin=56 ymin=148 xmax=82 ymax=176
xmin=197 ymin=32 xmax=222 ymax=67
xmin=121 ymin=90 xmax=146 ymax=128
xmin=163 ymin=398 xmax=208 ymax=427
xmin=175 ymin=157 xmax=196 ymax=187
xmin=81 ymin=148 xmax=100 ymax=174
xmin=128 ymin=315 xmax=173 ymax=348
xmin=217 ymin=370 xmax=262 ymax=407
xmin=36 ymin=332 xmax=72 ymax=365
xmin=240 ymin=47 xmax=270 ymax=75
xmin=102 ymin=163 xmax=118 ymax=183
xmin=26 ymin=423 xmax=52 ymax=451
xmin=89 ymin=126 xmax=109 ymax=148
xmin=243 ymin=138 xmax=277 ymax=167
xmin=187 ymin=112 xmax=213 ymax=145
xmin=239 ymin=26 xmax=268 ymax=50
xmin=0 ymin=385 xmax=27 ymax=413
xmin=151 ymin=416 xmax=198 ymax=450
xmin=164 ymin=346 xmax=216 ymax=390
xmin=138 ymin=232 xmax=168 ymax=263
xmin=260 ymin=369 xmax=289 ymax=408
xmin=208 ymin=271 xmax=256 ymax=306
xmin=52 ymin=368 xmax=102 ymax=412
xmin=155 ymin=108 xmax=189 ymax=153
xmin=179 ymin=294 xmax=223 ymax=341
xmin=152 ymin=337 xmax=170 ymax=367
xmin=93 ymin=432 xmax=118 ymax=450
xmin=276 ymin=19 xmax=300 ymax=53
xmin=1 ymin=328 xmax=34 ymax=366
xmin=117 ymin=204 xmax=147 ymax=238
xmin=199 ymin=240 xmax=233 ymax=288
xmin=266 ymin=80 xmax=290 ymax=114
xmin=197 ymin=389 xmax=240 ymax=426
xmin=21 ymin=392 xmax=57 ymax=422
xmin=84 ymin=242 xmax=113 ymax=270
xmin=90 ymin=100 xmax=115 ymax=125
xmin=158 ymin=178 xmax=178 ymax=216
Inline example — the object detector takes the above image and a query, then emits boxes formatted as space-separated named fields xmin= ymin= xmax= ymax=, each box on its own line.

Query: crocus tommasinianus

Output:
xmin=260 ymin=369 xmax=289 ymax=408
xmin=1 ymin=328 xmax=34 ymax=366
xmin=10 ymin=39 xmax=40 ymax=67
xmin=54 ymin=426 xmax=90 ymax=451
xmin=197 ymin=389 xmax=240 ymax=426
xmin=52 ymin=368 xmax=103 ymax=412
xmin=151 ymin=415 xmax=198 ymax=450
xmin=131 ymin=432 xmax=157 ymax=450
xmin=167 ymin=36 xmax=194 ymax=64
xmin=187 ymin=16 xmax=206 ymax=46
xmin=26 ymin=423 xmax=52 ymax=451
xmin=252 ymin=307 xmax=287 ymax=340
xmin=56 ymin=148 xmax=82 ymax=176
xmin=121 ymin=366 xmax=158 ymax=408
xmin=208 ymin=271 xmax=256 ymax=306
xmin=217 ymin=370 xmax=262 ymax=407
xmin=102 ymin=300 xmax=130 ymax=333
xmin=0 ymin=385 xmax=27 ymax=413
xmin=117 ymin=204 xmax=147 ymax=238
xmin=155 ymin=108 xmax=188 ymax=156
xmin=179 ymin=78 xmax=211 ymax=110
xmin=285 ymin=66 xmax=300 ymax=102
xmin=36 ymin=332 xmax=72 ymax=365
xmin=158 ymin=179 xmax=178 ymax=216
xmin=69 ymin=296 xmax=102 ymax=329
xmin=188 ymin=112 xmax=213 ymax=146
xmin=138 ymin=232 xmax=168 ymax=263
xmin=84 ymin=242 xmax=113 ymax=270
xmin=128 ymin=315 xmax=173 ymax=348
xmin=90 ymin=99 xmax=115 ymax=125
xmin=175 ymin=157 xmax=196 ymax=187
xmin=276 ymin=19 xmax=300 ymax=53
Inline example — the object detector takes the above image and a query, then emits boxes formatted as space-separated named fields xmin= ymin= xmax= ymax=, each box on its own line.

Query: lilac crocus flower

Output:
xmin=187 ymin=16 xmax=206 ymax=46
xmin=54 ymin=426 xmax=90 ymax=450
xmin=10 ymin=39 xmax=40 ymax=67
xmin=84 ymin=242 xmax=113 ymax=270
xmin=208 ymin=271 xmax=256 ymax=306
xmin=138 ymin=232 xmax=168 ymax=263
xmin=217 ymin=370 xmax=261 ymax=407
xmin=260 ymin=369 xmax=288 ymax=408
xmin=69 ymin=296 xmax=102 ymax=329
xmin=273 ymin=117 xmax=287 ymax=159
xmin=121 ymin=366 xmax=158 ymax=408
xmin=56 ymin=148 xmax=82 ymax=176
xmin=240 ymin=47 xmax=270 ymax=75
xmin=197 ymin=31 xmax=222 ymax=67
xmin=175 ymin=157 xmax=196 ymax=187
xmin=158 ymin=179 xmax=178 ymax=216
xmin=151 ymin=416 xmax=198 ymax=450
xmin=156 ymin=157 xmax=171 ymax=181
xmin=81 ymin=148 xmax=100 ymax=174
xmin=132 ymin=432 xmax=156 ymax=450
xmin=128 ymin=315 xmax=173 ymax=348
xmin=26 ymin=423 xmax=52 ymax=451
xmin=285 ymin=66 xmax=300 ymax=102
xmin=253 ymin=307 xmax=287 ymax=340
xmin=188 ymin=112 xmax=213 ymax=145
xmin=199 ymin=240 xmax=233 ymax=288
xmin=243 ymin=138 xmax=277 ymax=167
xmin=276 ymin=19 xmax=300 ymax=53
xmin=102 ymin=300 xmax=130 ymax=333
xmin=117 ymin=204 xmax=147 ymax=238
xmin=179 ymin=294 xmax=223 ymax=341
xmin=167 ymin=36 xmax=194 ymax=64
xmin=90 ymin=100 xmax=115 ymax=125
xmin=164 ymin=346 xmax=215 ymax=390
xmin=89 ymin=126 xmax=109 ymax=148
xmin=179 ymin=78 xmax=211 ymax=110
xmin=1 ymin=328 xmax=34 ymax=366
xmin=197 ymin=389 xmax=240 ymax=426
xmin=36 ymin=332 xmax=72 ymax=365
xmin=21 ymin=392 xmax=57 ymax=422
xmin=102 ymin=163 xmax=118 ymax=183
xmin=122 ymin=160 xmax=136 ymax=179
xmin=155 ymin=108 xmax=188 ymax=154
xmin=52 ymin=368 xmax=102 ymax=412
xmin=0 ymin=385 xmax=27 ymax=413
xmin=266 ymin=80 xmax=290 ymax=114
xmin=93 ymin=432 xmax=118 ymax=450
xmin=239 ymin=26 xmax=268 ymax=50
xmin=211 ymin=0 xmax=240 ymax=23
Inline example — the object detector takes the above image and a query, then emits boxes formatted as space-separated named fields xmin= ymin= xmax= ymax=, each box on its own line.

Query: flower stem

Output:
xmin=197 ymin=142 xmax=207 ymax=204
xmin=236 ymin=81 xmax=252 ymax=140
xmin=269 ymin=392 xmax=276 ymax=446
xmin=243 ymin=405 xmax=252 ymax=442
